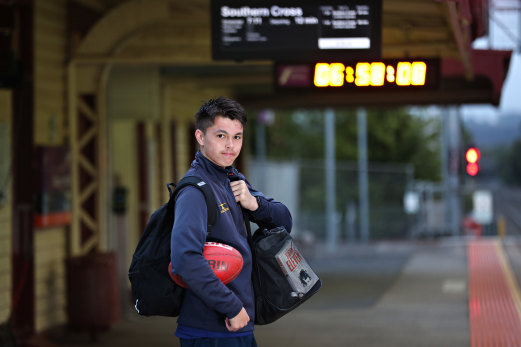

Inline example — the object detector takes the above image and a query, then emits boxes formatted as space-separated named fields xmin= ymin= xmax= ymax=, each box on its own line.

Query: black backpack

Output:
xmin=128 ymin=176 xmax=218 ymax=317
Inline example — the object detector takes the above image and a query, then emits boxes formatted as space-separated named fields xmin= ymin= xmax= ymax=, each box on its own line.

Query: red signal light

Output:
xmin=466 ymin=163 xmax=479 ymax=176
xmin=465 ymin=147 xmax=480 ymax=176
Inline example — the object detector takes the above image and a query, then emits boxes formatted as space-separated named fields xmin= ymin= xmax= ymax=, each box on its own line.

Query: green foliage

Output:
xmin=366 ymin=108 xmax=441 ymax=180
xmin=250 ymin=106 xmax=441 ymax=181
xmin=262 ymin=109 xmax=329 ymax=160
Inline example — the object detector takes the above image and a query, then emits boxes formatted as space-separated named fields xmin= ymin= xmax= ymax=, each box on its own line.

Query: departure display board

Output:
xmin=211 ymin=0 xmax=382 ymax=61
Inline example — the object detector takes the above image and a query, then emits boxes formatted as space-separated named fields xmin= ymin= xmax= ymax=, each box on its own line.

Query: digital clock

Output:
xmin=275 ymin=59 xmax=439 ymax=90
xmin=314 ymin=61 xmax=429 ymax=87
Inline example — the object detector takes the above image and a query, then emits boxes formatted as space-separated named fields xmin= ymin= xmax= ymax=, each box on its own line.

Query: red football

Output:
xmin=168 ymin=242 xmax=243 ymax=288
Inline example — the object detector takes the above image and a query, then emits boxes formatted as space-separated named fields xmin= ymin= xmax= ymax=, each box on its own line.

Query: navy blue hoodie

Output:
xmin=171 ymin=151 xmax=292 ymax=336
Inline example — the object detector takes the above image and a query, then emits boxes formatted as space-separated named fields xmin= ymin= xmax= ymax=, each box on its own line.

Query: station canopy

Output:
xmin=206 ymin=0 xmax=512 ymax=108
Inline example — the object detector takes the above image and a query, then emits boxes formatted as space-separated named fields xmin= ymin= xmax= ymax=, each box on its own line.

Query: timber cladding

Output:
xmin=34 ymin=0 xmax=66 ymax=147
xmin=33 ymin=0 xmax=68 ymax=332
xmin=34 ymin=228 xmax=67 ymax=332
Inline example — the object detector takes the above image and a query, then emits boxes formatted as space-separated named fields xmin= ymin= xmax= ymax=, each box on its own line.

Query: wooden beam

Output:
xmin=383 ymin=0 xmax=441 ymax=15
xmin=78 ymin=127 xmax=97 ymax=149
xmin=80 ymin=235 xmax=98 ymax=255
xmin=442 ymin=2 xmax=473 ymax=78
xmin=79 ymin=181 xmax=98 ymax=205
xmin=67 ymin=62 xmax=80 ymax=256
xmin=71 ymin=54 xmax=272 ymax=65
xmin=78 ymin=154 xmax=96 ymax=177
xmin=97 ymin=66 xmax=110 ymax=252
xmin=77 ymin=97 xmax=97 ymax=122
xmin=383 ymin=42 xmax=457 ymax=52
xmin=384 ymin=11 xmax=446 ymax=27
xmin=79 ymin=210 xmax=97 ymax=232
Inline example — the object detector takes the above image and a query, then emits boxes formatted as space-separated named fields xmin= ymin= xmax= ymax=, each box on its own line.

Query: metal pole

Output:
xmin=358 ymin=108 xmax=370 ymax=243
xmin=441 ymin=107 xmax=449 ymax=236
xmin=488 ymin=0 xmax=493 ymax=49
xmin=449 ymin=107 xmax=462 ymax=236
xmin=325 ymin=108 xmax=337 ymax=253
xmin=518 ymin=4 xmax=521 ymax=52
xmin=256 ymin=120 xmax=267 ymax=190
xmin=442 ymin=107 xmax=462 ymax=236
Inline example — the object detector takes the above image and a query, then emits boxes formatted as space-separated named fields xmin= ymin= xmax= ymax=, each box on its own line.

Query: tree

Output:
xmin=366 ymin=108 xmax=441 ymax=180
xmin=251 ymin=106 xmax=441 ymax=181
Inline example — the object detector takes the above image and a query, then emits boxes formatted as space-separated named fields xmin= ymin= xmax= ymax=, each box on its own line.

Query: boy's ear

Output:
xmin=195 ymin=129 xmax=204 ymax=146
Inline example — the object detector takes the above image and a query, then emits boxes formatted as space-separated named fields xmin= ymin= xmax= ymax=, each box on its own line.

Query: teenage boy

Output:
xmin=171 ymin=97 xmax=292 ymax=347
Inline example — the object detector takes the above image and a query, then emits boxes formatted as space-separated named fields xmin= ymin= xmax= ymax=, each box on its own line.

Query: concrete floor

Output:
xmin=31 ymin=236 xmax=521 ymax=347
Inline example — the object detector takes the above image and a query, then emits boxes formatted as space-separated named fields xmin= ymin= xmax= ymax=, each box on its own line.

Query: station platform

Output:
xmin=29 ymin=236 xmax=521 ymax=347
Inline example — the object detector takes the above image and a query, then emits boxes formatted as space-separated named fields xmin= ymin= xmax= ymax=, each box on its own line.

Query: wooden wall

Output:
xmin=34 ymin=0 xmax=66 ymax=146
xmin=7 ymin=0 xmax=257 ymax=333
xmin=33 ymin=0 xmax=68 ymax=332
xmin=34 ymin=228 xmax=67 ymax=332
xmin=0 ymin=90 xmax=12 ymax=323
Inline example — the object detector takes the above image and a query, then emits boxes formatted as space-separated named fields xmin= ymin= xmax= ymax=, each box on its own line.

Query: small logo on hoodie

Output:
xmin=219 ymin=202 xmax=230 ymax=214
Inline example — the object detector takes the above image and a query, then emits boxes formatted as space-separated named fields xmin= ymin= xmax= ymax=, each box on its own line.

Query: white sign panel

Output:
xmin=275 ymin=239 xmax=318 ymax=295
xmin=472 ymin=190 xmax=493 ymax=224
xmin=403 ymin=191 xmax=419 ymax=214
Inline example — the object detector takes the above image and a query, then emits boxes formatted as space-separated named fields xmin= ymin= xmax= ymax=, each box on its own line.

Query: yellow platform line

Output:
xmin=494 ymin=238 xmax=521 ymax=323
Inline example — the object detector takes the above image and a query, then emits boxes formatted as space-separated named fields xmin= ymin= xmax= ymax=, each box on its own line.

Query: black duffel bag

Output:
xmin=248 ymin=226 xmax=322 ymax=325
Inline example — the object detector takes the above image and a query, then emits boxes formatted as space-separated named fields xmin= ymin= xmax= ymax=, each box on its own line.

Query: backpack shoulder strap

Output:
xmin=171 ymin=176 xmax=218 ymax=232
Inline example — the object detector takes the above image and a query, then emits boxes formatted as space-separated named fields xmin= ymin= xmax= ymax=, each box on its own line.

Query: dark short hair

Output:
xmin=195 ymin=97 xmax=247 ymax=133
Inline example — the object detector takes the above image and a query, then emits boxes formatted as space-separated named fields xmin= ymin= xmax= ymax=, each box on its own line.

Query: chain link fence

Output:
xmin=248 ymin=158 xmax=414 ymax=243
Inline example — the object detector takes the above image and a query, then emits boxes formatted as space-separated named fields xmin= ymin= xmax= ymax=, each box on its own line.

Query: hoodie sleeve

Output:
xmin=242 ymin=176 xmax=293 ymax=233
xmin=170 ymin=186 xmax=243 ymax=319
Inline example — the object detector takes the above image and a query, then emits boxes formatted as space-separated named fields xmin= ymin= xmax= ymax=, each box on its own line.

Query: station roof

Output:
xmin=69 ymin=0 xmax=511 ymax=107
xmin=381 ymin=0 xmax=484 ymax=75
xmin=234 ymin=0 xmax=512 ymax=107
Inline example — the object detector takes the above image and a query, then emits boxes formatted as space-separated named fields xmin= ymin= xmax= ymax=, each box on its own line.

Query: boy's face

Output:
xmin=195 ymin=115 xmax=243 ymax=168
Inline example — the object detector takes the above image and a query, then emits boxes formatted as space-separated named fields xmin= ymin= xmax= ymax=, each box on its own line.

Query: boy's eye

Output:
xmin=217 ymin=134 xmax=225 ymax=138
xmin=234 ymin=135 xmax=242 ymax=140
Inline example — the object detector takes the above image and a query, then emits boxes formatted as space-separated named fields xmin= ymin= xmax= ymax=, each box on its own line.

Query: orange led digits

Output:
xmin=355 ymin=62 xmax=370 ymax=86
xmin=386 ymin=66 xmax=395 ymax=83
xmin=396 ymin=62 xmax=411 ymax=86
xmin=411 ymin=61 xmax=427 ymax=85
xmin=370 ymin=62 xmax=385 ymax=86
xmin=396 ymin=61 xmax=427 ymax=86
xmin=345 ymin=66 xmax=355 ymax=83
xmin=314 ymin=63 xmax=330 ymax=87
xmin=330 ymin=63 xmax=345 ymax=87
xmin=313 ymin=60 xmax=429 ymax=88
xmin=313 ymin=63 xmax=345 ymax=87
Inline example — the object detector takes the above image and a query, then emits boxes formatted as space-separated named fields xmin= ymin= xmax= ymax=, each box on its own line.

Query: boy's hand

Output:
xmin=225 ymin=307 xmax=250 ymax=332
xmin=230 ymin=180 xmax=258 ymax=211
